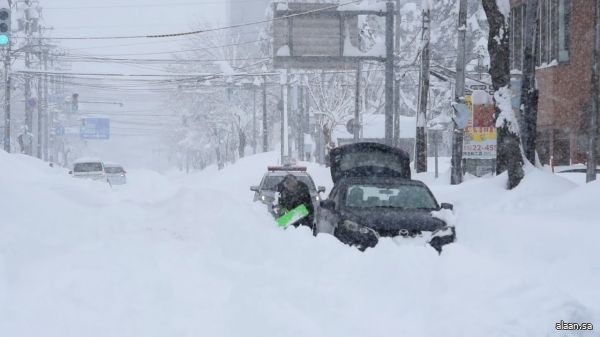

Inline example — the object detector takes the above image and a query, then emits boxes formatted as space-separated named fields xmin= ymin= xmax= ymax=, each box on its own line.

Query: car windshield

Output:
xmin=345 ymin=184 xmax=438 ymax=210
xmin=73 ymin=162 xmax=103 ymax=173
xmin=105 ymin=166 xmax=124 ymax=174
xmin=262 ymin=175 xmax=315 ymax=191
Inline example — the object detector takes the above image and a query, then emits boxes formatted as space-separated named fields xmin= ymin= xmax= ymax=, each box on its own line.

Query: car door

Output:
xmin=254 ymin=174 xmax=266 ymax=202
xmin=316 ymin=185 xmax=341 ymax=235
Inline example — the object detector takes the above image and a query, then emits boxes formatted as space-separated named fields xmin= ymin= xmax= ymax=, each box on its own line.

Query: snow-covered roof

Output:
xmin=332 ymin=114 xmax=417 ymax=143
xmin=361 ymin=114 xmax=416 ymax=139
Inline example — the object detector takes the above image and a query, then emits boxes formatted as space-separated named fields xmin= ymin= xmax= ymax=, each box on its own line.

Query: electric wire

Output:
xmin=19 ymin=0 xmax=364 ymax=40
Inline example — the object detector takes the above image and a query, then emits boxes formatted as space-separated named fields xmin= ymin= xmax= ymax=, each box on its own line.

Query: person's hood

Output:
xmin=328 ymin=142 xmax=411 ymax=184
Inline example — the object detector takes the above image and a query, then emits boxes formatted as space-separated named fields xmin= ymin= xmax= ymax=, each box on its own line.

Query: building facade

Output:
xmin=510 ymin=0 xmax=599 ymax=165
xmin=226 ymin=0 xmax=272 ymax=26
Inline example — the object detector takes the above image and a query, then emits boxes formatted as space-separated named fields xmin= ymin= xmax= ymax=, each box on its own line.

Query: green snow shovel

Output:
xmin=276 ymin=204 xmax=309 ymax=229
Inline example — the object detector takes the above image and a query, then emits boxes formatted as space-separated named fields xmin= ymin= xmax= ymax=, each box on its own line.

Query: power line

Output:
xmin=44 ymin=0 xmax=269 ymax=10
xmin=25 ymin=0 xmax=363 ymax=40
xmin=57 ymin=38 xmax=267 ymax=57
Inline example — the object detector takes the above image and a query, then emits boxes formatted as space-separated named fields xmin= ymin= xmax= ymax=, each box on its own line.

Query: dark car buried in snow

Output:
xmin=316 ymin=142 xmax=456 ymax=252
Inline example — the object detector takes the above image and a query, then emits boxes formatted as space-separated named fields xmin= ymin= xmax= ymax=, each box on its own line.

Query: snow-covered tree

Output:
xmin=166 ymin=24 xmax=267 ymax=170
xmin=481 ymin=0 xmax=524 ymax=189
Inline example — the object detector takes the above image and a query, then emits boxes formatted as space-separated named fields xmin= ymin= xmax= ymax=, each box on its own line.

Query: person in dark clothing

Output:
xmin=275 ymin=174 xmax=315 ymax=229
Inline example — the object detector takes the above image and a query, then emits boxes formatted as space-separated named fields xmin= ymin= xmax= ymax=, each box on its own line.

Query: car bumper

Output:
xmin=335 ymin=223 xmax=456 ymax=252
xmin=73 ymin=175 xmax=106 ymax=181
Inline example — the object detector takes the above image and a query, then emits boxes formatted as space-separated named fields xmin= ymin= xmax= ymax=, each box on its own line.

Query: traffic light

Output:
xmin=71 ymin=93 xmax=79 ymax=112
xmin=0 ymin=8 xmax=10 ymax=47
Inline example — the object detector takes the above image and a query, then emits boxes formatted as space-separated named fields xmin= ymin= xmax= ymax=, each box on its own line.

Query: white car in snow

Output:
xmin=104 ymin=163 xmax=127 ymax=185
xmin=69 ymin=158 xmax=106 ymax=181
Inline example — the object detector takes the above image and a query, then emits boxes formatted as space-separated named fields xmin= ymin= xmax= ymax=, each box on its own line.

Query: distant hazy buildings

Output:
xmin=226 ymin=0 xmax=272 ymax=26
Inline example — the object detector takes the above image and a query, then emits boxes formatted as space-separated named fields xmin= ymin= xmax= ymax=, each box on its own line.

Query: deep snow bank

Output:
xmin=1 ymin=151 xmax=598 ymax=337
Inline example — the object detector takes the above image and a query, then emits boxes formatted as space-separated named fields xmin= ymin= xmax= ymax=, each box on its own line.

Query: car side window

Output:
xmin=259 ymin=175 xmax=267 ymax=189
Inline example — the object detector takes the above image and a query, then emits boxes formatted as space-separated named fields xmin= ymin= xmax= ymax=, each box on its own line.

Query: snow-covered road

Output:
xmin=1 ymin=151 xmax=598 ymax=337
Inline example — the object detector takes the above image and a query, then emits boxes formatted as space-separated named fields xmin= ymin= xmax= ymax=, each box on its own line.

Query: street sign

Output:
xmin=80 ymin=118 xmax=110 ymax=140
xmin=469 ymin=84 xmax=487 ymax=90
xmin=346 ymin=118 xmax=360 ymax=134
xmin=451 ymin=102 xmax=469 ymax=129
xmin=55 ymin=124 xmax=65 ymax=136
xmin=272 ymin=2 xmax=387 ymax=69
xmin=462 ymin=94 xmax=497 ymax=159
xmin=26 ymin=98 xmax=37 ymax=110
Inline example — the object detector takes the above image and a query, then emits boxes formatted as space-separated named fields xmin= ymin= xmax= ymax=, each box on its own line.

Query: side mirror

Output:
xmin=250 ymin=186 xmax=259 ymax=192
xmin=68 ymin=171 xmax=73 ymax=175
xmin=440 ymin=203 xmax=453 ymax=211
xmin=320 ymin=199 xmax=336 ymax=210
xmin=317 ymin=186 xmax=326 ymax=193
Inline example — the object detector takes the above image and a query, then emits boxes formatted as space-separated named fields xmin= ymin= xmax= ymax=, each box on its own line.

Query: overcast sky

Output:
xmin=41 ymin=0 xmax=227 ymax=70
xmin=32 ymin=1 xmax=229 ymax=170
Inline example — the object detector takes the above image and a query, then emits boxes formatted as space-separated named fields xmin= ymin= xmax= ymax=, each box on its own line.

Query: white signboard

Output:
xmin=462 ymin=95 xmax=497 ymax=159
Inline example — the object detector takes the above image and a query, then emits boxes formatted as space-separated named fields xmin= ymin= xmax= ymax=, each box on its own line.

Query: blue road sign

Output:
xmin=80 ymin=118 xmax=110 ymax=140
xmin=55 ymin=124 xmax=65 ymax=136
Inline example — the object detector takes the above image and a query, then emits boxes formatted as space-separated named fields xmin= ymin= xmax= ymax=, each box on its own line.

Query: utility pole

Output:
xmin=36 ymin=26 xmax=44 ymax=159
xmin=521 ymin=0 xmax=540 ymax=165
xmin=252 ymin=87 xmax=257 ymax=154
xmin=305 ymin=81 xmax=311 ymax=160
xmin=393 ymin=0 xmax=402 ymax=146
xmin=415 ymin=4 xmax=431 ymax=173
xmin=298 ymin=83 xmax=305 ymax=160
xmin=384 ymin=1 xmax=395 ymax=146
xmin=281 ymin=69 xmax=289 ymax=164
xmin=23 ymin=1 xmax=34 ymax=155
xmin=43 ymin=49 xmax=49 ymax=161
xmin=3 ymin=43 xmax=10 ymax=153
xmin=587 ymin=0 xmax=600 ymax=183
xmin=451 ymin=0 xmax=467 ymax=184
xmin=262 ymin=74 xmax=268 ymax=152
xmin=1 ymin=3 xmax=11 ymax=153
xmin=354 ymin=62 xmax=361 ymax=142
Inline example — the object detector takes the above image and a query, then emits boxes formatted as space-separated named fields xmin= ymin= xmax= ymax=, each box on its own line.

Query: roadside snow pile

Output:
xmin=1 ymin=151 xmax=598 ymax=337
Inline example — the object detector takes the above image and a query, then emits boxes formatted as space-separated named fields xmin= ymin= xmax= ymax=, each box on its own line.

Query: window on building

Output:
xmin=510 ymin=5 xmax=525 ymax=70
xmin=510 ymin=0 xmax=570 ymax=69
xmin=537 ymin=0 xmax=571 ymax=66
xmin=558 ymin=0 xmax=570 ymax=62
xmin=539 ymin=0 xmax=548 ymax=64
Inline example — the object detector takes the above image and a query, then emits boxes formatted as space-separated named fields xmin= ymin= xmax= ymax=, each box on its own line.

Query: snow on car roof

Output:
xmin=103 ymin=162 xmax=123 ymax=167
xmin=265 ymin=170 xmax=310 ymax=176
xmin=73 ymin=157 xmax=103 ymax=164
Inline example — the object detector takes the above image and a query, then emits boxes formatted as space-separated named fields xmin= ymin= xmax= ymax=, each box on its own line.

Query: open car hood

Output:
xmin=329 ymin=142 xmax=411 ymax=183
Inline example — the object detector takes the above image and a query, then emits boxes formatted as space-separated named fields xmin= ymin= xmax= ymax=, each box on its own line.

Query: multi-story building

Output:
xmin=226 ymin=0 xmax=272 ymax=26
xmin=510 ymin=0 xmax=599 ymax=165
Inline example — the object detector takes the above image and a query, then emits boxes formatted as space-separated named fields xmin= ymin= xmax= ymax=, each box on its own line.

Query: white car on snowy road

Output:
xmin=69 ymin=158 xmax=106 ymax=181
xmin=104 ymin=163 xmax=127 ymax=185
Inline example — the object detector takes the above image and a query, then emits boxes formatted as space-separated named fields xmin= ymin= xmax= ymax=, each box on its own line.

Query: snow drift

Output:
xmin=0 ymin=151 xmax=598 ymax=337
